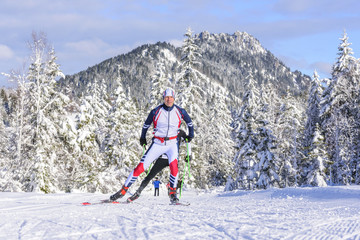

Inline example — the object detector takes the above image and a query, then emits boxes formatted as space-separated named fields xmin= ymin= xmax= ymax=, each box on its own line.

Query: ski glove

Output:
xmin=185 ymin=155 xmax=192 ymax=162
xmin=185 ymin=136 xmax=193 ymax=142
xmin=140 ymin=138 xmax=147 ymax=146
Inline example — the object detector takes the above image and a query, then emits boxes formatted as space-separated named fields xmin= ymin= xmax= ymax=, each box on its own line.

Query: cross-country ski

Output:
xmin=81 ymin=200 xmax=125 ymax=205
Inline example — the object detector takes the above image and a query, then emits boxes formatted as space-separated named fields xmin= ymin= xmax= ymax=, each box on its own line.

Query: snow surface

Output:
xmin=1 ymin=186 xmax=360 ymax=240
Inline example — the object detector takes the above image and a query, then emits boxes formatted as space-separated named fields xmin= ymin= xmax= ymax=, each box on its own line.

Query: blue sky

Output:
xmin=1 ymin=0 xmax=359 ymax=88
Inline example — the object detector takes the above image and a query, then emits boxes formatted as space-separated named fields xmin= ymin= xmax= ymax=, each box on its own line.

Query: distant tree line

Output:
xmin=0 ymin=30 xmax=359 ymax=193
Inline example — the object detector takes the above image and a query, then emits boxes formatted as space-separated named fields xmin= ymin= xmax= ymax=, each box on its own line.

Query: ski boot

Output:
xmin=169 ymin=187 xmax=179 ymax=204
xmin=127 ymin=191 xmax=140 ymax=203
xmin=110 ymin=185 xmax=129 ymax=201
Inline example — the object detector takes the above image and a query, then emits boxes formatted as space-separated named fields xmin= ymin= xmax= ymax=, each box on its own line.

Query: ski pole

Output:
xmin=179 ymin=139 xmax=191 ymax=198
xmin=186 ymin=140 xmax=191 ymax=178
xmin=141 ymin=144 xmax=152 ymax=176
xmin=179 ymin=166 xmax=186 ymax=198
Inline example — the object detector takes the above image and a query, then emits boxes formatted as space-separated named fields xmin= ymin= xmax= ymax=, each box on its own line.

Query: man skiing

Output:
xmin=110 ymin=88 xmax=194 ymax=204
xmin=126 ymin=129 xmax=191 ymax=202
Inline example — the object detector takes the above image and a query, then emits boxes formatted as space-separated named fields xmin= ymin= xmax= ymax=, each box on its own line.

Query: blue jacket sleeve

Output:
xmin=140 ymin=109 xmax=155 ymax=139
xmin=181 ymin=108 xmax=194 ymax=139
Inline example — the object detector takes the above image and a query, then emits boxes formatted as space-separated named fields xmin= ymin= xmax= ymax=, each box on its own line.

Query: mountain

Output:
xmin=60 ymin=31 xmax=311 ymax=104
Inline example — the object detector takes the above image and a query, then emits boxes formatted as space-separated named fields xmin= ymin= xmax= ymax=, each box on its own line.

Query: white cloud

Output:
xmin=168 ymin=39 xmax=183 ymax=48
xmin=310 ymin=62 xmax=332 ymax=78
xmin=0 ymin=44 xmax=14 ymax=59
xmin=65 ymin=39 xmax=108 ymax=55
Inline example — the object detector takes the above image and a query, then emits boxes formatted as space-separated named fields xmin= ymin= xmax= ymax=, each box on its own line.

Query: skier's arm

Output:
xmin=140 ymin=110 xmax=155 ymax=139
xmin=181 ymin=109 xmax=194 ymax=139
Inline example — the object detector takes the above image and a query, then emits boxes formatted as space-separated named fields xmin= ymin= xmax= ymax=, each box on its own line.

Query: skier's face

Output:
xmin=164 ymin=96 xmax=174 ymax=107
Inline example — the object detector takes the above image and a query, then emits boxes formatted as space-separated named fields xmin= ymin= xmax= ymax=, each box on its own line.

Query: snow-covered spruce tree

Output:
xmin=255 ymin=124 xmax=280 ymax=189
xmin=0 ymin=92 xmax=8 ymax=162
xmin=149 ymin=61 xmax=171 ymax=109
xmin=75 ymin=96 xmax=102 ymax=192
xmin=276 ymin=87 xmax=306 ymax=187
xmin=304 ymin=123 xmax=328 ymax=186
xmin=230 ymin=75 xmax=260 ymax=190
xmin=320 ymin=31 xmax=359 ymax=185
xmin=303 ymin=70 xmax=322 ymax=154
xmin=17 ymin=32 xmax=69 ymax=193
xmin=0 ymin=71 xmax=30 ymax=191
xmin=347 ymin=55 xmax=360 ymax=184
xmin=353 ymin=58 xmax=360 ymax=184
xmin=0 ymin=91 xmax=6 ymax=187
xmin=254 ymin=85 xmax=281 ymax=189
xmin=177 ymin=27 xmax=202 ymax=107
xmin=205 ymin=83 xmax=235 ymax=186
xmin=300 ymin=70 xmax=327 ymax=185
xmin=260 ymin=82 xmax=282 ymax=139
xmin=74 ymin=78 xmax=112 ymax=192
xmin=102 ymin=69 xmax=143 ymax=192
xmin=0 ymin=92 xmax=10 ymax=190
xmin=177 ymin=27 xmax=209 ymax=189
xmin=92 ymin=78 xmax=111 ymax=152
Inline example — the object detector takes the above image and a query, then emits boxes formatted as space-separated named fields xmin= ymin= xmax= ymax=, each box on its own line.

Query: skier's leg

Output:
xmin=167 ymin=144 xmax=179 ymax=203
xmin=167 ymin=144 xmax=179 ymax=189
xmin=124 ymin=142 xmax=161 ymax=188
xmin=111 ymin=143 xmax=161 ymax=201
xmin=137 ymin=158 xmax=168 ymax=194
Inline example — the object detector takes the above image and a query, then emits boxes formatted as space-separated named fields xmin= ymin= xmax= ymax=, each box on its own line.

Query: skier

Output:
xmin=110 ymin=88 xmax=194 ymax=204
xmin=126 ymin=129 xmax=192 ymax=202
xmin=153 ymin=177 xmax=161 ymax=196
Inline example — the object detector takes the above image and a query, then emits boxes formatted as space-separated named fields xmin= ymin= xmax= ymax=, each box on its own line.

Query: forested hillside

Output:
xmin=0 ymin=29 xmax=359 ymax=193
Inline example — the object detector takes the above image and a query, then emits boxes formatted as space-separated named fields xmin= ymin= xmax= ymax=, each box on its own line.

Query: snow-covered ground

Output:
xmin=1 ymin=186 xmax=360 ymax=240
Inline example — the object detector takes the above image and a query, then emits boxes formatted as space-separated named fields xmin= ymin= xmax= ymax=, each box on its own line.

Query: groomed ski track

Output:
xmin=0 ymin=186 xmax=360 ymax=239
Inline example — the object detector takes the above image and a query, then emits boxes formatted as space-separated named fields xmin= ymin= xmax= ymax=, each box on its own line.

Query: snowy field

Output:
xmin=1 ymin=186 xmax=360 ymax=240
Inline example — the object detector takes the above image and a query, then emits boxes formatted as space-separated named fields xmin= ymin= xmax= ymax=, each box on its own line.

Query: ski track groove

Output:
xmin=283 ymin=218 xmax=360 ymax=240
xmin=18 ymin=220 xmax=27 ymax=240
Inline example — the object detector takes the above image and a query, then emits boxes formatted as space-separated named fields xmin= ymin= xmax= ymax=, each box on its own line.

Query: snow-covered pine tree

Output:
xmin=177 ymin=27 xmax=210 ymax=189
xmin=230 ymin=74 xmax=260 ymax=190
xmin=205 ymin=83 xmax=235 ymax=186
xmin=300 ymin=70 xmax=326 ymax=185
xmin=177 ymin=27 xmax=202 ymax=107
xmin=352 ymin=57 xmax=360 ymax=184
xmin=39 ymin=47 xmax=73 ymax=192
xmin=150 ymin=61 xmax=171 ymax=109
xmin=75 ymin=96 xmax=102 ymax=192
xmin=73 ymin=77 xmax=112 ymax=192
xmin=92 ymin=78 xmax=111 ymax=152
xmin=255 ymin=125 xmax=280 ymax=189
xmin=0 ymin=94 xmax=7 ymax=172
xmin=255 ymin=84 xmax=281 ymax=189
xmin=0 ymin=71 xmax=29 ymax=191
xmin=276 ymin=87 xmax=305 ymax=187
xmin=10 ymin=32 xmax=69 ymax=193
xmin=320 ymin=30 xmax=359 ymax=185
xmin=103 ymin=68 xmax=143 ymax=192
xmin=304 ymin=123 xmax=328 ymax=186
xmin=303 ymin=70 xmax=322 ymax=153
